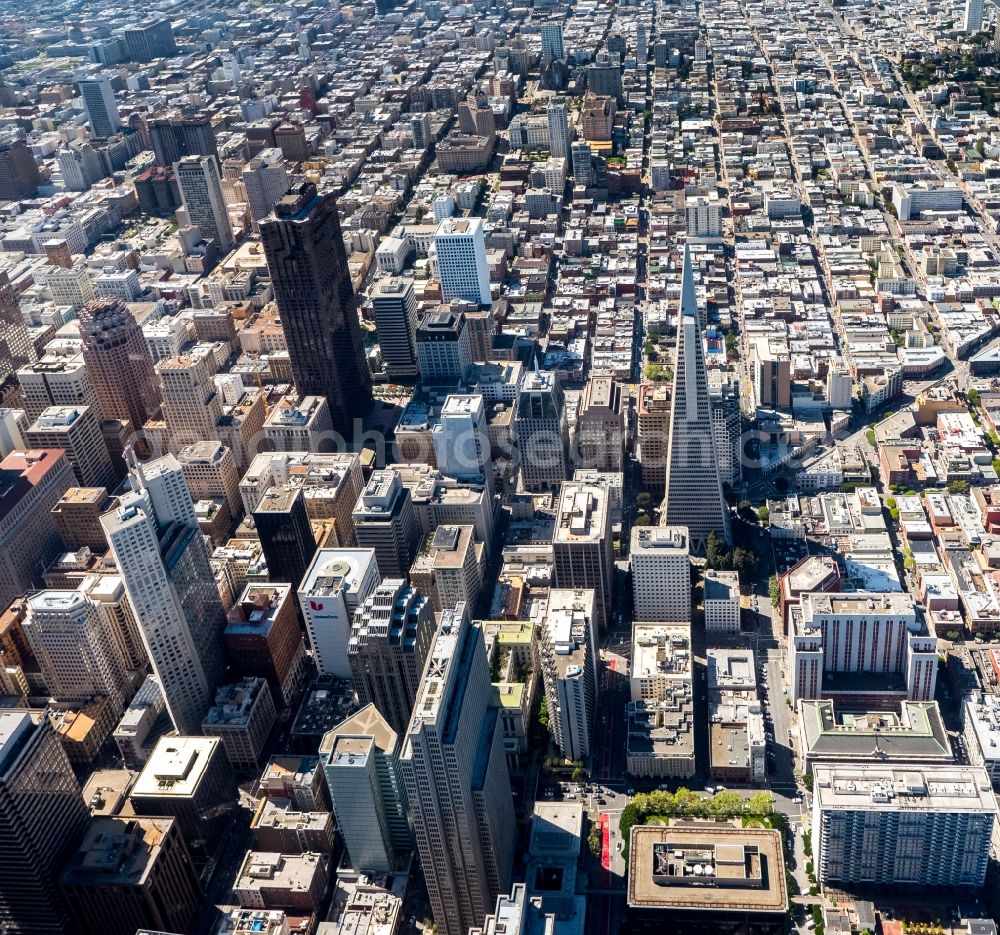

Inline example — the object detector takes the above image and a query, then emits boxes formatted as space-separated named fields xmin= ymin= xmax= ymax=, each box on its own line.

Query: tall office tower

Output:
xmin=752 ymin=336 xmax=791 ymax=409
xmin=434 ymin=217 xmax=492 ymax=306
xmin=225 ymin=584 xmax=306 ymax=706
xmin=587 ymin=57 xmax=623 ymax=104
xmin=352 ymin=471 xmax=421 ymax=580
xmin=0 ymin=140 xmax=40 ymax=200
xmin=18 ymin=352 xmax=97 ymax=423
xmin=156 ymin=347 xmax=222 ymax=451
xmin=101 ymin=453 xmax=226 ymax=734
xmin=149 ymin=114 xmax=218 ymax=167
xmin=0 ymin=409 xmax=24 ymax=459
xmin=371 ymin=277 xmax=419 ymax=381
xmin=536 ymin=589 xmax=597 ymax=760
xmin=123 ymin=19 xmax=178 ymax=62
xmin=813 ymin=765 xmax=996 ymax=886
xmin=575 ymin=376 xmax=624 ymax=472
xmin=77 ymin=297 xmax=161 ymax=431
xmin=0 ymin=449 xmax=74 ymax=611
xmin=0 ymin=269 xmax=33 ymax=385
xmin=630 ymin=526 xmax=691 ymax=622
xmin=77 ymin=77 xmax=121 ymax=139
xmin=965 ymin=0 xmax=985 ymax=31
xmin=709 ymin=371 xmax=742 ymax=486
xmin=0 ymin=710 xmax=89 ymax=934
xmin=433 ymin=393 xmax=491 ymax=487
xmin=23 ymin=590 xmax=125 ymax=707
xmin=401 ymin=606 xmax=515 ymax=935
xmin=410 ymin=112 xmax=433 ymax=150
xmin=52 ymin=487 xmax=113 ymax=551
xmin=349 ymin=578 xmax=435 ymax=735
xmin=60 ymin=815 xmax=200 ymax=935
xmin=320 ymin=704 xmax=412 ymax=872
xmin=546 ymin=99 xmax=571 ymax=159
xmin=242 ymin=150 xmax=288 ymax=230
xmin=26 ymin=405 xmax=116 ymax=488
xmin=660 ymin=246 xmax=730 ymax=551
xmin=515 ymin=371 xmax=568 ymax=492
xmin=253 ymin=486 xmax=317 ymax=588
xmin=57 ymin=140 xmax=106 ymax=191
xmin=552 ymin=481 xmax=614 ymax=629
xmin=175 ymin=156 xmax=234 ymax=252
xmin=540 ymin=20 xmax=565 ymax=61
xmin=299 ymin=548 xmax=380 ymax=678
xmin=570 ymin=140 xmax=592 ymax=186
xmin=260 ymin=183 xmax=372 ymax=439
xmin=177 ymin=440 xmax=242 ymax=520
xmin=416 ymin=310 xmax=472 ymax=384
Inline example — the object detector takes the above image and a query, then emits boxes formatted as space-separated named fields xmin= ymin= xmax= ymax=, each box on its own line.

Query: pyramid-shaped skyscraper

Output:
xmin=660 ymin=245 xmax=731 ymax=552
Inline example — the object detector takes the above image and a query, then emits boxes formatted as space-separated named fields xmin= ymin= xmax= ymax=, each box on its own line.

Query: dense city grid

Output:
xmin=1 ymin=0 xmax=1000 ymax=933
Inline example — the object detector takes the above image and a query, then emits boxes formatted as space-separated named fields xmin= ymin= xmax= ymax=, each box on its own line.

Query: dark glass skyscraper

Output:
xmin=260 ymin=182 xmax=372 ymax=439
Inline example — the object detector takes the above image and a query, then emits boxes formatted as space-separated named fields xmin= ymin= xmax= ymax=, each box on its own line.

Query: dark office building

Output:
xmin=134 ymin=165 xmax=182 ymax=216
xmin=253 ymin=486 xmax=318 ymax=588
xmin=0 ymin=140 xmax=40 ymax=201
xmin=123 ymin=19 xmax=177 ymax=63
xmin=259 ymin=183 xmax=372 ymax=438
xmin=149 ymin=114 xmax=218 ymax=168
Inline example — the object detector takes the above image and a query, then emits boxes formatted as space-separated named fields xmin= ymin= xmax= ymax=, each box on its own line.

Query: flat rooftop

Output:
xmin=814 ymin=765 xmax=997 ymax=812
xmin=628 ymin=823 xmax=787 ymax=913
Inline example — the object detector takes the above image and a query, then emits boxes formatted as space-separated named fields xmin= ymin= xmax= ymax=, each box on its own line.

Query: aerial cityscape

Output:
xmin=4 ymin=0 xmax=1000 ymax=933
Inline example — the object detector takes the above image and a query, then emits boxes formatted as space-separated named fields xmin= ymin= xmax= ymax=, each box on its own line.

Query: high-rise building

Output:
xmin=433 ymin=394 xmax=491 ymax=487
xmin=57 ymin=141 xmax=106 ymax=191
xmin=156 ymin=346 xmax=222 ymax=452
xmin=546 ymin=100 xmax=570 ymax=161
xmin=225 ymin=584 xmax=307 ymax=706
xmin=123 ymin=19 xmax=178 ymax=62
xmin=709 ymin=371 xmax=742 ymax=487
xmin=0 ymin=269 xmax=34 ymax=387
xmin=17 ymin=352 xmax=97 ymax=424
xmin=0 ymin=140 xmax=40 ymax=200
xmin=0 ymin=710 xmax=89 ymax=934
xmin=400 ymin=606 xmax=515 ymax=935
xmin=149 ymin=114 xmax=217 ymax=167
xmin=965 ymin=0 xmax=985 ymax=31
xmin=299 ymin=548 xmax=380 ymax=679
xmin=23 ymin=590 xmax=126 ymax=707
xmin=587 ymin=57 xmax=622 ymax=104
xmin=26 ymin=405 xmax=116 ymax=489
xmin=177 ymin=440 xmax=242 ymax=520
xmin=813 ymin=765 xmax=996 ymax=886
xmin=77 ymin=297 xmax=161 ymax=431
xmin=540 ymin=21 xmax=565 ymax=61
xmin=253 ymin=486 xmax=317 ymax=588
xmin=242 ymin=150 xmax=288 ymax=230
xmin=77 ymin=77 xmax=121 ymax=138
xmin=552 ymin=481 xmax=614 ymax=629
xmin=349 ymin=578 xmax=435 ymax=735
xmin=660 ymin=246 xmax=730 ymax=551
xmin=175 ymin=155 xmax=234 ymax=252
xmin=101 ymin=453 xmax=226 ymax=734
xmin=631 ymin=526 xmax=691 ymax=622
xmin=434 ymin=217 xmax=492 ymax=306
xmin=416 ymin=310 xmax=472 ymax=384
xmin=60 ymin=815 xmax=200 ymax=935
xmin=0 ymin=449 xmax=75 ymax=611
xmin=535 ymin=589 xmax=597 ymax=761
xmin=575 ymin=376 xmax=624 ymax=472
xmin=371 ymin=277 xmax=419 ymax=381
xmin=752 ymin=336 xmax=791 ymax=410
xmin=410 ymin=112 xmax=433 ymax=150
xmin=352 ymin=471 xmax=421 ymax=580
xmin=51 ymin=486 xmax=114 ymax=551
xmin=789 ymin=592 xmax=936 ymax=705
xmin=515 ymin=371 xmax=568 ymax=492
xmin=570 ymin=140 xmax=592 ymax=186
xmin=320 ymin=704 xmax=412 ymax=873
xmin=260 ymin=183 xmax=372 ymax=439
